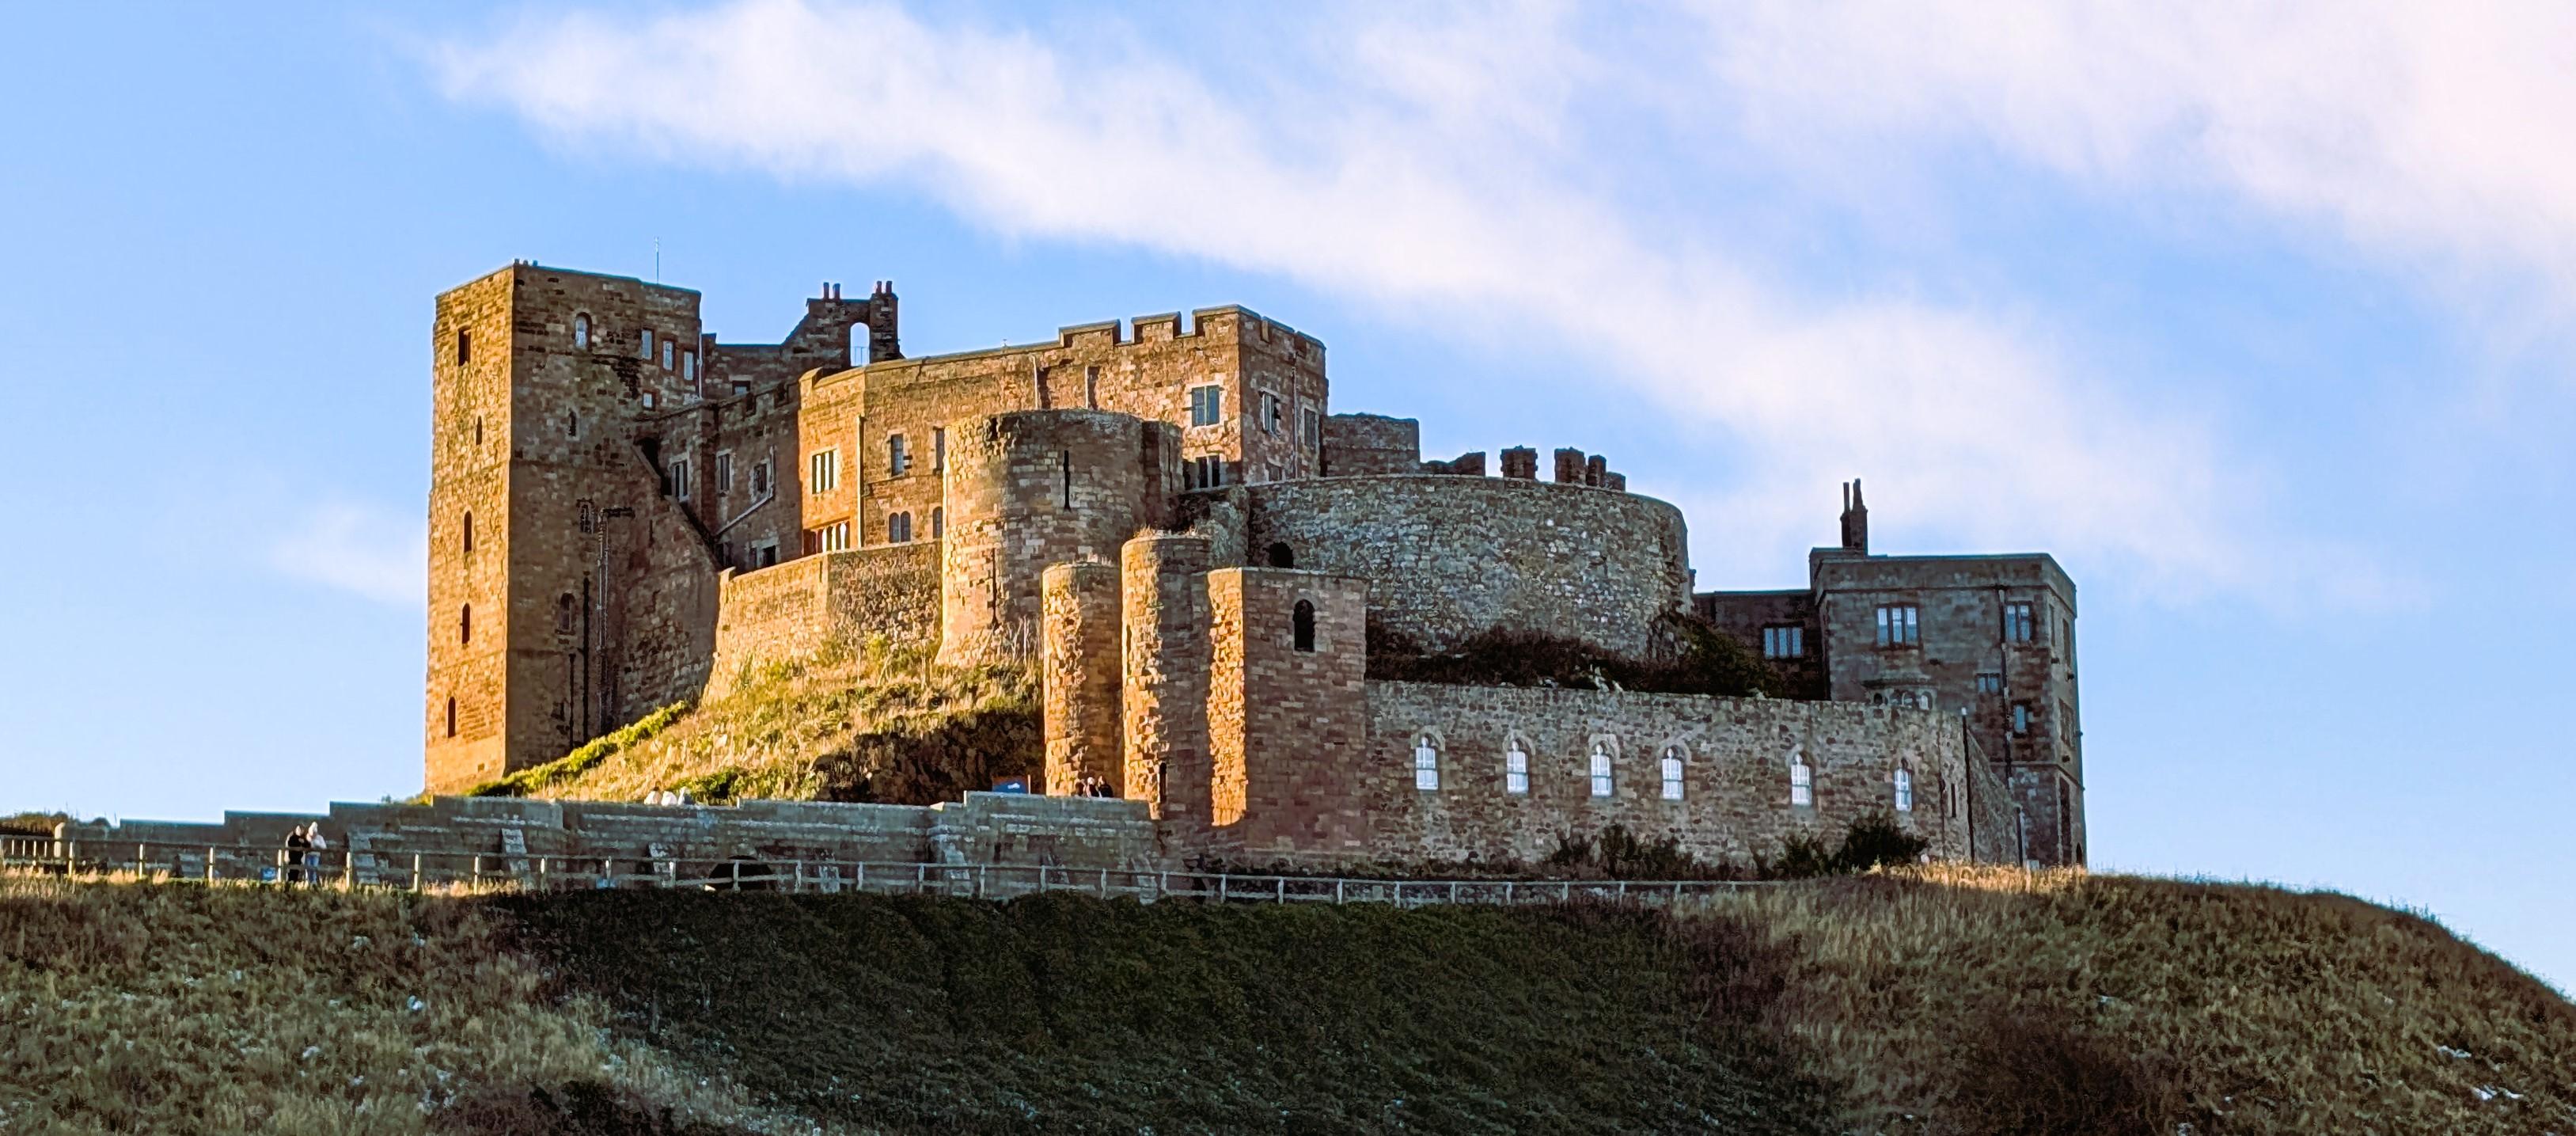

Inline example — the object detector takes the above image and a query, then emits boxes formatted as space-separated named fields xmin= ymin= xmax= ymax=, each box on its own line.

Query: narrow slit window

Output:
xmin=888 ymin=434 xmax=909 ymax=477
xmin=572 ymin=313 xmax=590 ymax=349
xmin=1413 ymin=739 xmax=1439 ymax=792
xmin=1895 ymin=767 xmax=1914 ymax=812
xmin=930 ymin=506 xmax=944 ymax=539
xmin=461 ymin=511 xmax=473 ymax=553
xmin=445 ymin=697 xmax=457 ymax=738
xmin=455 ymin=330 xmax=470 ymax=366
xmin=639 ymin=329 xmax=654 ymax=359
xmin=1061 ymin=450 xmax=1072 ymax=507
xmin=1292 ymin=599 xmax=1316 ymax=652
xmin=459 ymin=604 xmax=472 ymax=644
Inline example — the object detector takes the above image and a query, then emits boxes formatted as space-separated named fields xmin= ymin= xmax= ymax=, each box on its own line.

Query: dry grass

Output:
xmin=527 ymin=639 xmax=1038 ymax=807
xmin=0 ymin=872 xmax=815 ymax=1135
xmin=1693 ymin=866 xmax=2576 ymax=1134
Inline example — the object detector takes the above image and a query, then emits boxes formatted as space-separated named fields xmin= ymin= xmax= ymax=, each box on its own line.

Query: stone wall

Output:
xmin=1694 ymin=589 xmax=1826 ymax=699
xmin=1239 ymin=476 xmax=1690 ymax=660
xmin=1041 ymin=561 xmax=1123 ymax=796
xmin=702 ymin=543 xmax=940 ymax=699
xmin=1351 ymin=683 xmax=1981 ymax=871
xmin=55 ymin=792 xmax=1160 ymax=885
xmin=1121 ymin=534 xmax=1212 ymax=826
xmin=1207 ymin=568 xmax=1371 ymax=860
xmin=1319 ymin=413 xmax=1420 ymax=475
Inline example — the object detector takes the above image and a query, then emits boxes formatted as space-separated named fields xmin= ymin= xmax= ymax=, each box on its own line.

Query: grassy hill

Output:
xmin=4 ymin=868 xmax=2569 ymax=1134
xmin=470 ymin=640 xmax=1040 ymax=807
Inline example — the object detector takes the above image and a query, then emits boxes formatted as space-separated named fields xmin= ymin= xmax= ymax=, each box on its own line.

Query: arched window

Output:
xmin=1789 ymin=750 xmax=1813 ymax=807
xmin=1413 ymin=737 xmax=1440 ymax=791
xmin=461 ymin=511 xmax=473 ymax=553
xmin=1589 ymin=741 xmax=1614 ymax=797
xmin=888 ymin=511 xmax=913 ymax=543
xmin=1504 ymin=739 xmax=1530 ymax=795
xmin=445 ymin=697 xmax=457 ymax=738
xmin=930 ymin=507 xmax=944 ymax=540
xmin=459 ymin=604 xmax=472 ymax=644
xmin=572 ymin=313 xmax=590 ymax=349
xmin=1266 ymin=542 xmax=1294 ymax=568
xmin=1895 ymin=767 xmax=1914 ymax=812
xmin=1293 ymin=600 xmax=1316 ymax=652
xmin=556 ymin=592 xmax=575 ymax=633
xmin=1660 ymin=747 xmax=1686 ymax=801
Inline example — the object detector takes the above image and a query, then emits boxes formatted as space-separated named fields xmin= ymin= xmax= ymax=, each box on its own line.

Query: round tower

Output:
xmin=1121 ymin=533 xmax=1211 ymax=825
xmin=1041 ymin=560 xmax=1123 ymax=796
xmin=939 ymin=410 xmax=1155 ymax=667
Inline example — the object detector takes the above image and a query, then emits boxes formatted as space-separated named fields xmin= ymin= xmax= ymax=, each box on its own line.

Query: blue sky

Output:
xmin=3 ymin=2 xmax=2570 ymax=990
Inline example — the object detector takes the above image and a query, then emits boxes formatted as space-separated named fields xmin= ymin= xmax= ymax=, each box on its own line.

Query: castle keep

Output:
xmin=427 ymin=263 xmax=2087 ymax=870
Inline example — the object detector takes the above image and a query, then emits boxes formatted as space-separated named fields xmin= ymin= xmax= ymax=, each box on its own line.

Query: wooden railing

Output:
xmin=0 ymin=838 xmax=1777 ymax=906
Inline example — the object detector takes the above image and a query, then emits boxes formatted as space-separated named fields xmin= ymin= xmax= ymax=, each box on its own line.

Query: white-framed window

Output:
xmin=809 ymin=449 xmax=838 ymax=494
xmin=682 ymin=350 xmax=697 ymax=391
xmin=930 ymin=506 xmax=944 ymax=539
xmin=1875 ymin=604 xmax=1920 ymax=647
xmin=666 ymin=457 xmax=690 ymax=501
xmin=888 ymin=433 xmax=911 ymax=477
xmin=2005 ymin=601 xmax=2035 ymax=643
xmin=1261 ymin=391 xmax=1283 ymax=435
xmin=1762 ymin=625 xmax=1804 ymax=659
xmin=807 ymin=522 xmax=850 ymax=553
xmin=715 ymin=451 xmax=734 ymax=495
xmin=1413 ymin=738 xmax=1440 ymax=792
xmin=1187 ymin=385 xmax=1223 ymax=427
xmin=1505 ymin=739 xmax=1530 ymax=795
xmin=1975 ymin=673 xmax=2004 ymax=695
xmin=1186 ymin=454 xmax=1226 ymax=489
xmin=888 ymin=511 xmax=913 ymax=543
xmin=931 ymin=427 xmax=947 ymax=474
xmin=639 ymin=328 xmax=654 ymax=360
xmin=1588 ymin=741 xmax=1614 ymax=798
xmin=751 ymin=457 xmax=772 ymax=496
xmin=1895 ymin=767 xmax=1914 ymax=812
xmin=660 ymin=339 xmax=673 ymax=370
xmin=1789 ymin=750 xmax=1813 ymax=807
xmin=572 ymin=313 xmax=590 ymax=349
xmin=1660 ymin=747 xmax=1686 ymax=801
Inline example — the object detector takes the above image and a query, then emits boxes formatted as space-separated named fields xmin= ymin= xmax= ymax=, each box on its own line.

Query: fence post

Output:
xmin=1099 ymin=868 xmax=1110 ymax=899
xmin=1217 ymin=874 xmax=1229 ymax=903
xmin=205 ymin=846 xmax=217 ymax=884
xmin=1561 ymin=880 xmax=1572 ymax=902
xmin=1673 ymin=881 xmax=1683 ymax=905
xmin=1277 ymin=876 xmax=1287 ymax=904
xmin=1335 ymin=879 xmax=1345 ymax=905
xmin=1448 ymin=881 xmax=1459 ymax=905
xmin=914 ymin=863 xmax=926 ymax=894
xmin=411 ymin=853 xmax=423 ymax=893
xmin=856 ymin=862 xmax=867 ymax=893
xmin=1617 ymin=880 xmax=1628 ymax=903
xmin=793 ymin=861 xmax=804 ymax=893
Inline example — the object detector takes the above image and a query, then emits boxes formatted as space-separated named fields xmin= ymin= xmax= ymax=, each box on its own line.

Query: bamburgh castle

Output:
xmin=425 ymin=263 xmax=2087 ymax=871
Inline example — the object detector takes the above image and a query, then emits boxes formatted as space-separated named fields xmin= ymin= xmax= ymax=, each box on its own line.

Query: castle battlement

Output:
xmin=427 ymin=267 xmax=2088 ymax=871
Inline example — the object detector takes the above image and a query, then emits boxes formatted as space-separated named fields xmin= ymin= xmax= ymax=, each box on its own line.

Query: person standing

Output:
xmin=282 ymin=825 xmax=310 ymax=885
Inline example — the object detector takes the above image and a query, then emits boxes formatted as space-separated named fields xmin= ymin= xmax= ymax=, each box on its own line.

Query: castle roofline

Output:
xmin=805 ymin=303 xmax=1311 ymax=389
xmin=439 ymin=260 xmax=702 ymax=299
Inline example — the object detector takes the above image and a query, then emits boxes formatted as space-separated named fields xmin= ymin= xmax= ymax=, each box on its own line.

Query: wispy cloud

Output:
xmin=427 ymin=0 xmax=2445 ymax=603
xmin=269 ymin=501 xmax=424 ymax=607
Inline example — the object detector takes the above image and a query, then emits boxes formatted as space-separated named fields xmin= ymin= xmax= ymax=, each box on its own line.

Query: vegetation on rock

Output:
xmin=1367 ymin=614 xmax=1784 ymax=698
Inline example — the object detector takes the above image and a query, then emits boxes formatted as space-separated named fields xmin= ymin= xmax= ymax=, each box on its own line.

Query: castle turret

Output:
xmin=938 ymin=410 xmax=1170 ymax=666
xmin=1121 ymin=534 xmax=1212 ymax=827
xmin=1041 ymin=560 xmax=1123 ymax=796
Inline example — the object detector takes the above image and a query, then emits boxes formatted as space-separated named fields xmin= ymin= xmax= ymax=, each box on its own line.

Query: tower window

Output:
xmin=2013 ymin=701 xmax=2033 ymax=735
xmin=1084 ymin=366 xmax=1100 ymax=408
xmin=930 ymin=506 xmax=944 ymax=539
xmin=1261 ymin=391 xmax=1283 ymax=434
xmin=1505 ymin=740 xmax=1530 ymax=795
xmin=666 ymin=457 xmax=690 ymax=501
xmin=1413 ymin=738 xmax=1440 ymax=792
xmin=1895 ymin=767 xmax=1914 ymax=812
xmin=682 ymin=350 xmax=697 ymax=390
xmin=1975 ymin=673 xmax=2005 ymax=695
xmin=461 ymin=511 xmax=473 ymax=553
xmin=1589 ymin=742 xmax=1614 ymax=798
xmin=459 ymin=604 xmax=472 ymax=644
xmin=809 ymin=449 xmax=838 ymax=493
xmin=660 ymin=338 xmax=673 ymax=370
xmin=573 ymin=313 xmax=590 ymax=349
xmin=1875 ymin=604 xmax=1920 ymax=647
xmin=567 ymin=411 xmax=579 ymax=439
xmin=1186 ymin=455 xmax=1226 ymax=489
xmin=1660 ymin=747 xmax=1686 ymax=801
xmin=639 ymin=329 xmax=654 ymax=359
xmin=472 ymin=417 xmax=484 ymax=447
xmin=715 ymin=450 xmax=733 ymax=494
xmin=1265 ymin=542 xmax=1294 ymax=568
xmin=888 ymin=434 xmax=910 ymax=477
xmin=1293 ymin=600 xmax=1316 ymax=652
xmin=1762 ymin=625 xmax=1804 ymax=659
xmin=445 ymin=697 xmax=457 ymax=738
xmin=1789 ymin=752 xmax=1812 ymax=807
xmin=2004 ymin=602 xmax=2035 ymax=643
xmin=1187 ymin=385 xmax=1223 ymax=427
xmin=888 ymin=511 xmax=913 ymax=543
xmin=752 ymin=457 xmax=772 ymax=496
xmin=931 ymin=427 xmax=947 ymax=473
xmin=556 ymin=593 xmax=575 ymax=633
xmin=455 ymin=330 xmax=470 ymax=366
xmin=1302 ymin=409 xmax=1322 ymax=449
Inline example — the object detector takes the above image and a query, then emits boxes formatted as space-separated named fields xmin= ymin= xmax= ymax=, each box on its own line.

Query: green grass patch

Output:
xmin=463 ymin=703 xmax=690 ymax=799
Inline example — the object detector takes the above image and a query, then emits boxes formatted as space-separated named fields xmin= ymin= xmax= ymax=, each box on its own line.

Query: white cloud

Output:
xmin=1705 ymin=1 xmax=2576 ymax=310
xmin=269 ymin=501 xmax=425 ymax=607
xmin=427 ymin=0 xmax=2418 ymax=602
